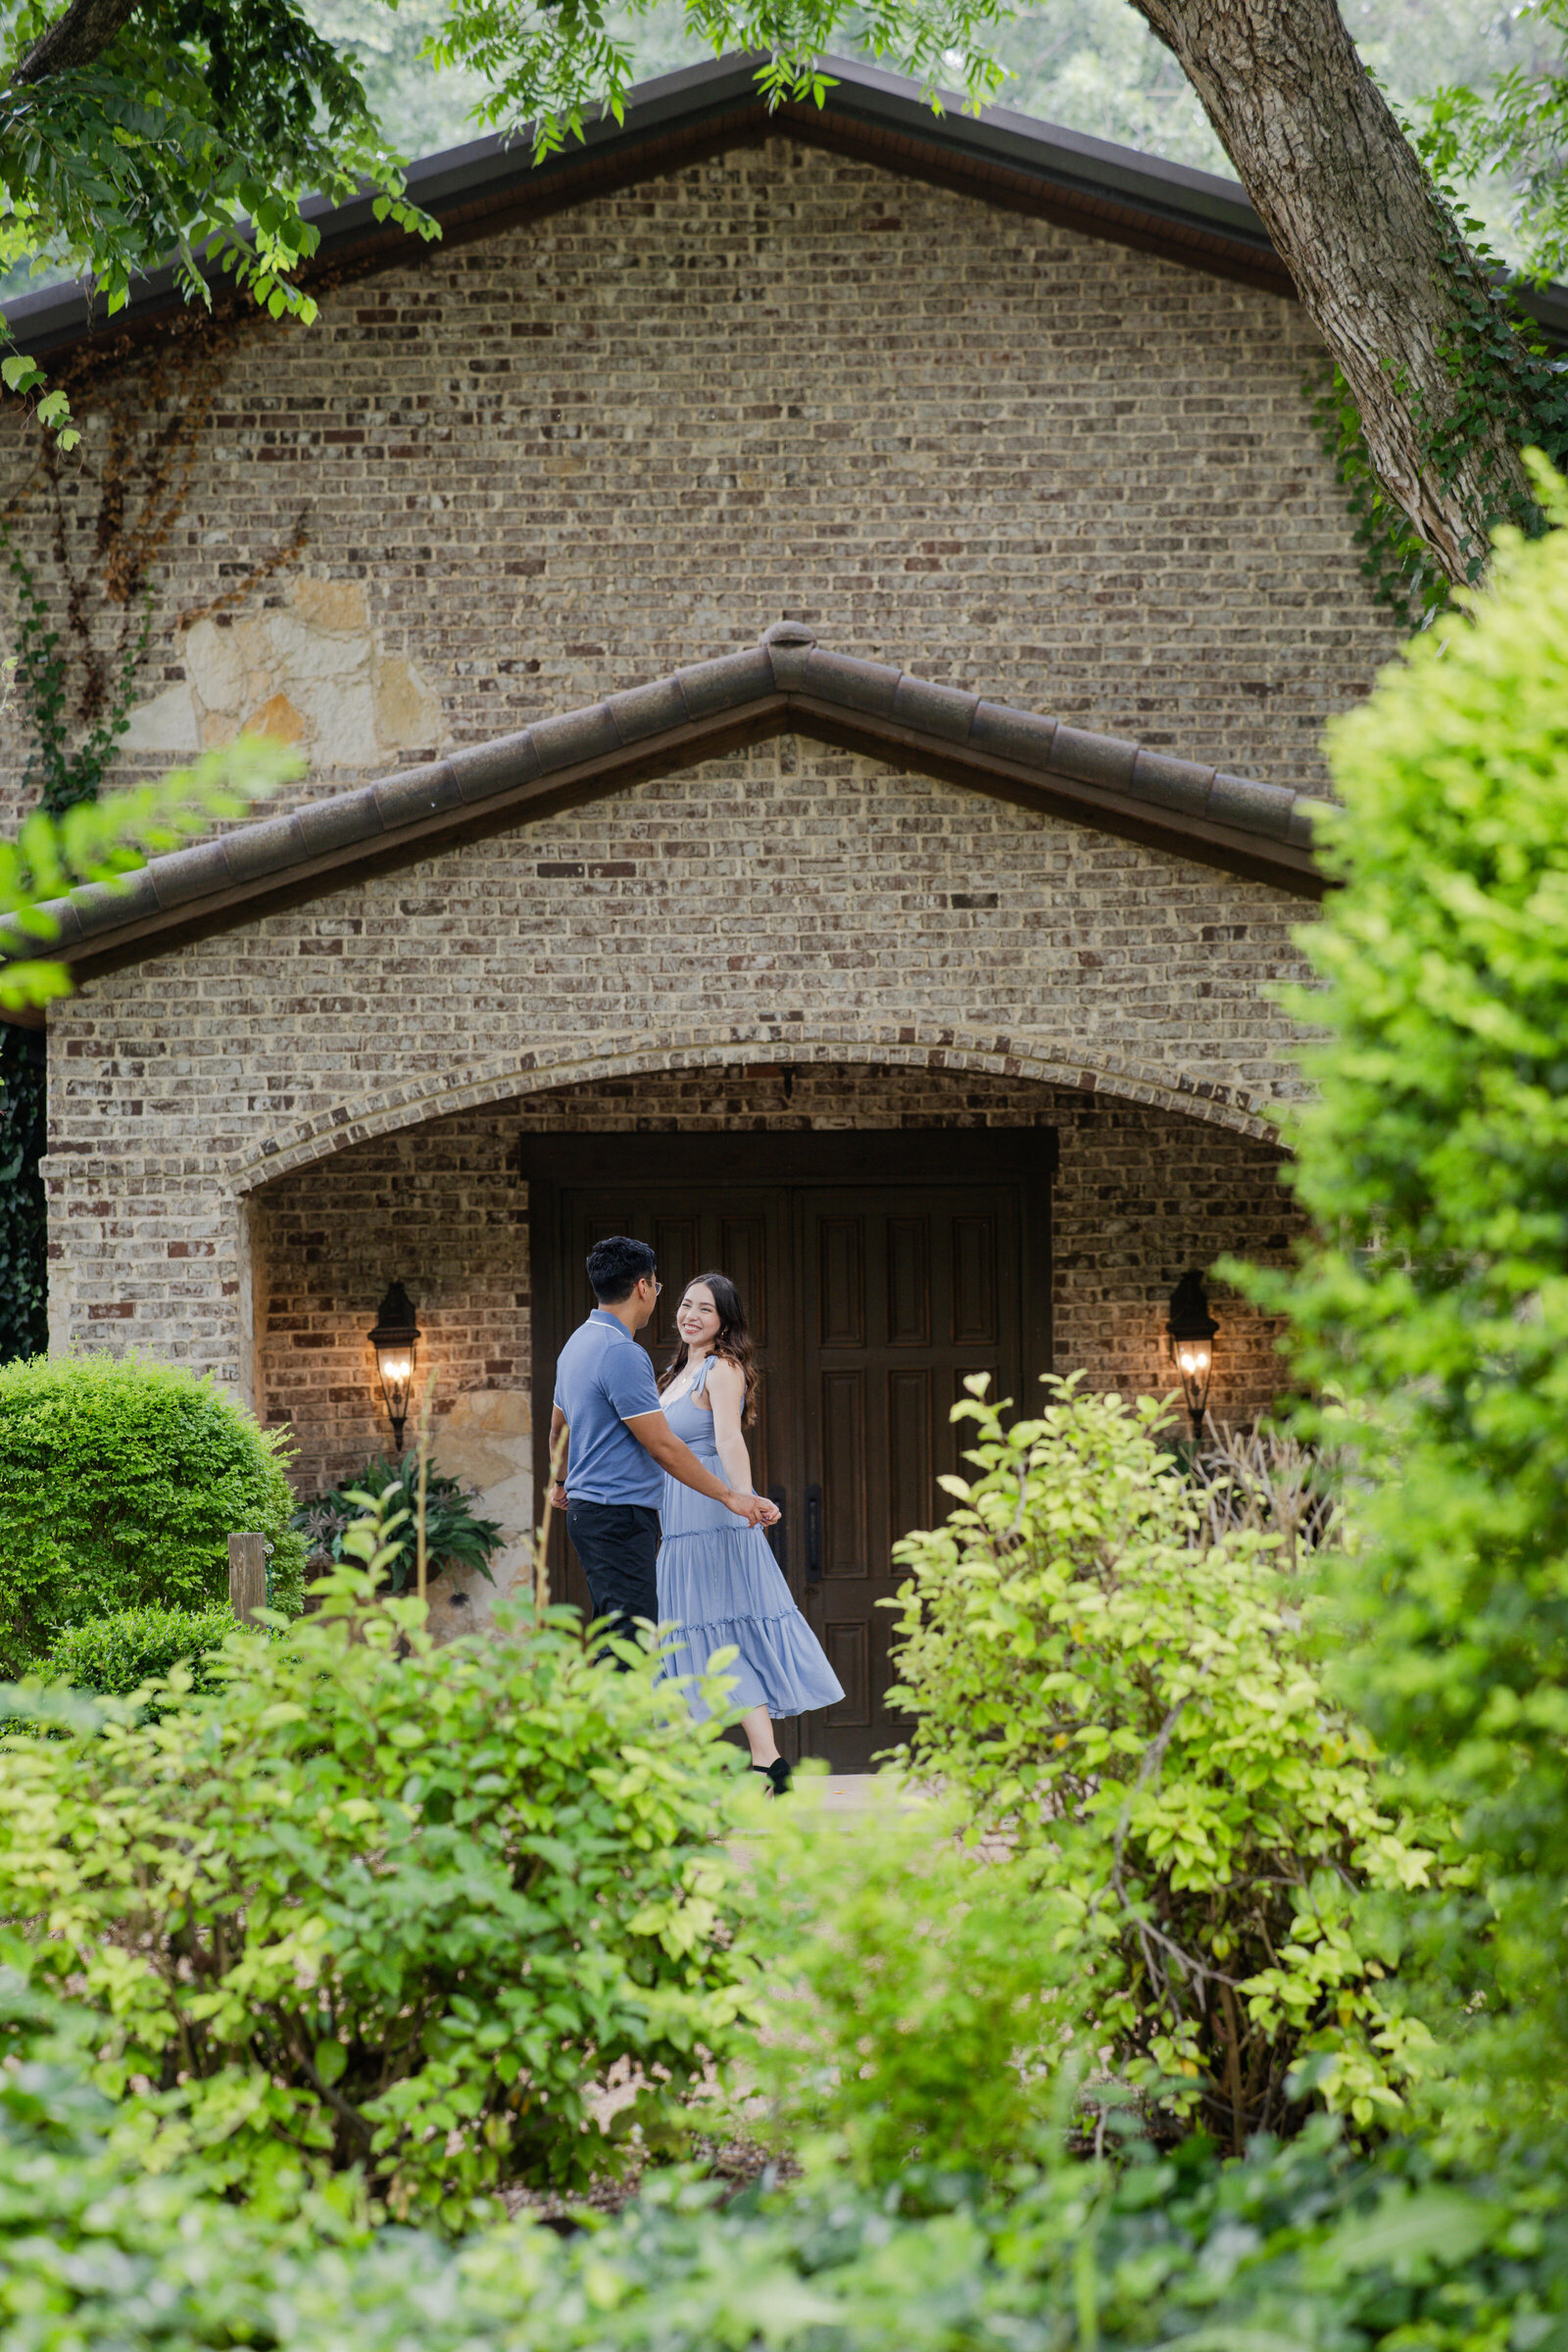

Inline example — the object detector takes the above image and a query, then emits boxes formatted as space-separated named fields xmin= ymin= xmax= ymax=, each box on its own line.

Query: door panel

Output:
xmin=798 ymin=1187 xmax=1023 ymax=1769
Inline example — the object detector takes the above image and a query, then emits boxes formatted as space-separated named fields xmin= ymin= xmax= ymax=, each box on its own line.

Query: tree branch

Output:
xmin=13 ymin=0 xmax=141 ymax=84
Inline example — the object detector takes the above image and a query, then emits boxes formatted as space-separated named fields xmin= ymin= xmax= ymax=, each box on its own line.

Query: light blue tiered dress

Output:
xmin=658 ymin=1356 xmax=846 ymax=1722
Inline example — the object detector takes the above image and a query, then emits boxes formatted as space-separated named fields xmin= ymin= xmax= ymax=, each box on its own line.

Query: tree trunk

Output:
xmin=1129 ymin=0 xmax=1533 ymax=585
xmin=12 ymin=0 xmax=139 ymax=83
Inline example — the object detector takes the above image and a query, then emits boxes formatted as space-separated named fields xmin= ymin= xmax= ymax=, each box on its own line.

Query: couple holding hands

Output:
xmin=549 ymin=1235 xmax=844 ymax=1793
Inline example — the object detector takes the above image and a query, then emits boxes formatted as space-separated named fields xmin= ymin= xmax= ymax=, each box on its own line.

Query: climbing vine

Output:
xmin=0 ymin=313 xmax=307 ymax=1347
xmin=0 ymin=1023 xmax=46 ymax=1365
xmin=1310 ymin=159 xmax=1568 ymax=626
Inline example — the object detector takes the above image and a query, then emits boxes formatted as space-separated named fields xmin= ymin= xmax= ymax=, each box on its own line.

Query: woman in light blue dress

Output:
xmin=657 ymin=1271 xmax=844 ymax=1794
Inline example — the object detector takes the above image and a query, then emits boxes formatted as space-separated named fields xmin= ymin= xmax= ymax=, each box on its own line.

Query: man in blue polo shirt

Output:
xmin=548 ymin=1234 xmax=777 ymax=1645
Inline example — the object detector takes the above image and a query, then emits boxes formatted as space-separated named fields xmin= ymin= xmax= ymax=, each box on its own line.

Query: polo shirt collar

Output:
xmin=590 ymin=1308 xmax=628 ymax=1332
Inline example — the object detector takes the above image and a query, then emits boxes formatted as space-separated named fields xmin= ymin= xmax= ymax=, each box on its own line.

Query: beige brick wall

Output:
xmin=43 ymin=736 xmax=1311 ymax=1569
xmin=0 ymin=133 xmax=1395 ymax=839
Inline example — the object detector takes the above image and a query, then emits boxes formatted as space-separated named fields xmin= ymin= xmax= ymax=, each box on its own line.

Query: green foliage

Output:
xmin=0 ymin=1557 xmax=760 ymax=2228
xmin=0 ymin=1023 xmax=45 ymax=1365
xmin=741 ymin=1798 xmax=1075 ymax=2187
xmin=0 ymin=0 xmax=439 ymax=447
xmin=1417 ymin=1 xmax=1568 ymax=285
xmin=1 ymin=527 xmax=150 ymax=817
xmin=0 ymin=732 xmax=299 ymax=1010
xmin=295 ymin=1453 xmax=504 ymax=1591
xmin=0 ymin=1350 xmax=305 ymax=1676
xmin=1306 ymin=206 xmax=1568 ymax=624
xmin=43 ymin=1602 xmax=253 ymax=1706
xmin=885 ymin=1378 xmax=1439 ymax=2152
xmin=3 ymin=1936 xmax=1566 ymax=2352
xmin=1243 ymin=458 xmax=1568 ymax=2150
xmin=427 ymin=0 xmax=1008 ymax=165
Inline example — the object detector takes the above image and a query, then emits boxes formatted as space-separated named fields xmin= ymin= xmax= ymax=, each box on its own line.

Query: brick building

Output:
xmin=0 ymin=56 xmax=1398 ymax=1757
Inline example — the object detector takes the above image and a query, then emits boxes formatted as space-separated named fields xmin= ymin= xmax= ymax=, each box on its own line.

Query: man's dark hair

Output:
xmin=586 ymin=1235 xmax=658 ymax=1304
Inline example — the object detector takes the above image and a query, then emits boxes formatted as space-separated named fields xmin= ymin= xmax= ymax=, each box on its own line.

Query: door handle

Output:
xmin=806 ymin=1482 xmax=823 ymax=1582
xmin=765 ymin=1486 xmax=787 ymax=1573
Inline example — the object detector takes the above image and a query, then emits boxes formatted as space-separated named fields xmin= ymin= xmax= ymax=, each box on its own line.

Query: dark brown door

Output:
xmin=798 ymin=1188 xmax=1021 ymax=1769
xmin=525 ymin=1132 xmax=1053 ymax=1772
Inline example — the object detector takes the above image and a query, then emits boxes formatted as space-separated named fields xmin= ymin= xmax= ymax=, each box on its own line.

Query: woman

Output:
xmin=658 ymin=1271 xmax=844 ymax=1793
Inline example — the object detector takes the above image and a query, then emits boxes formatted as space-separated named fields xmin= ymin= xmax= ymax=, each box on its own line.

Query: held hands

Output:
xmin=726 ymin=1489 xmax=780 ymax=1528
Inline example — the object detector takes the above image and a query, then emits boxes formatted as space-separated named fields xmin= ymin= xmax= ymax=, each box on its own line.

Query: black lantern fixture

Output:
xmin=368 ymin=1280 xmax=420 ymax=1453
xmin=1167 ymin=1270 xmax=1219 ymax=1446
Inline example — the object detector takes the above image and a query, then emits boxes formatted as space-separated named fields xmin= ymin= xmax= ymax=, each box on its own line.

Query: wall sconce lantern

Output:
xmin=368 ymin=1280 xmax=420 ymax=1453
xmin=1167 ymin=1270 xmax=1218 ymax=1446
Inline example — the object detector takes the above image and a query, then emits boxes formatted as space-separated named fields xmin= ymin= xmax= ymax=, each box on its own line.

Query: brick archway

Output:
xmin=228 ymin=1021 xmax=1284 ymax=1196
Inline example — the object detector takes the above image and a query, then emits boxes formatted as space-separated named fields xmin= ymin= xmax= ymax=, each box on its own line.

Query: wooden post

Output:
xmin=227 ymin=1532 xmax=268 ymax=1627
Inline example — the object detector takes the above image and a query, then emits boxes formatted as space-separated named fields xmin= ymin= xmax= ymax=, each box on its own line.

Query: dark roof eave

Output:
xmin=5 ymin=52 xmax=1304 ymax=362
xmin=0 ymin=629 xmax=1328 ymax=1014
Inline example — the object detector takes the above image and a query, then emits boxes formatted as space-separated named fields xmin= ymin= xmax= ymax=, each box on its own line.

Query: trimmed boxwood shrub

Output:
xmin=44 ymin=1604 xmax=257 ymax=1706
xmin=0 ymin=1353 xmax=304 ymax=1676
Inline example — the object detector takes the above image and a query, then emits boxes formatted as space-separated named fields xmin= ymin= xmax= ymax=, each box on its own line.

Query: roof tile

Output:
xmin=223 ymin=813 xmax=311 ymax=885
xmin=530 ymin=704 xmax=622 ymax=773
xmin=801 ymin=648 xmax=902 ymax=717
xmin=677 ymin=647 xmax=775 ymax=716
xmin=1050 ymin=724 xmax=1140 ymax=794
xmin=297 ymin=785 xmax=386 ymax=855
xmin=608 ymin=677 xmax=688 ymax=743
xmin=151 ymin=841 xmax=235 ymax=911
xmin=1207 ymin=771 xmax=1294 ymax=840
xmin=891 ymin=674 xmax=979 ymax=743
xmin=1289 ymin=795 xmax=1331 ymax=849
xmin=374 ymin=760 xmax=464 ymax=830
xmin=761 ymin=622 xmax=816 ymax=689
xmin=1128 ymin=748 xmax=1214 ymax=816
xmin=70 ymin=871 xmax=163 ymax=937
xmin=448 ymin=731 xmax=541 ymax=804
xmin=969 ymin=700 xmax=1058 ymax=768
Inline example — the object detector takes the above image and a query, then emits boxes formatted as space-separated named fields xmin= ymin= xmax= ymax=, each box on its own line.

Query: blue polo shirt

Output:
xmin=553 ymin=1310 xmax=663 ymax=1507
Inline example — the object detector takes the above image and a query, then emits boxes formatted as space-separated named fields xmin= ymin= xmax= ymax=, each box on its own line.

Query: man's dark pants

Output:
xmin=565 ymin=1499 xmax=660 ymax=1654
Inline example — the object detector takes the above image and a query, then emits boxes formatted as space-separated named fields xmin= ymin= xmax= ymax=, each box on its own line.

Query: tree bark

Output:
xmin=1129 ymin=0 xmax=1533 ymax=585
xmin=12 ymin=0 xmax=139 ymax=84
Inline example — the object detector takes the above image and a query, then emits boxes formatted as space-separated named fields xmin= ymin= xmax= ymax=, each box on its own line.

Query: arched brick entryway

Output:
xmin=245 ymin=1054 xmax=1300 ymax=1655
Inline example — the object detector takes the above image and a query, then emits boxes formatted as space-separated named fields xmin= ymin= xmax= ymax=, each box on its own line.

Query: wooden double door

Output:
xmin=525 ymin=1132 xmax=1054 ymax=1770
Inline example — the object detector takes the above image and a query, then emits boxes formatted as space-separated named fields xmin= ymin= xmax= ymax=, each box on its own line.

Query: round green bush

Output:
xmin=0 ymin=1353 xmax=304 ymax=1677
xmin=44 ymin=1603 xmax=256 ymax=1705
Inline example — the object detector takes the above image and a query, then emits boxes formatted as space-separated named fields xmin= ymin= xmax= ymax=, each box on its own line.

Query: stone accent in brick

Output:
xmin=0 ymin=135 xmax=1395 ymax=842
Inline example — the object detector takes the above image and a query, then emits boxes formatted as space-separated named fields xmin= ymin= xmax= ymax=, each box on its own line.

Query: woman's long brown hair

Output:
xmin=659 ymin=1269 xmax=760 ymax=1426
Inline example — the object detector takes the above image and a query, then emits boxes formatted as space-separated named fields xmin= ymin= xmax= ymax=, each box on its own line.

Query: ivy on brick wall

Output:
xmin=0 ymin=1024 xmax=47 ymax=1365
xmin=1309 ymin=158 xmax=1568 ymax=627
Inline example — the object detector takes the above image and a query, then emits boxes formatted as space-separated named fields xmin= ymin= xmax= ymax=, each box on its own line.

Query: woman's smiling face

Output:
xmin=676 ymin=1283 xmax=720 ymax=1349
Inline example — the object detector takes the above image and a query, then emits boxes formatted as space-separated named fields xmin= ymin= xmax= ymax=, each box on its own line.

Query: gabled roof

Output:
xmin=11 ymin=50 xmax=1567 ymax=368
xmin=1 ymin=622 xmax=1327 ymax=1020
xmin=9 ymin=54 xmax=1298 ymax=368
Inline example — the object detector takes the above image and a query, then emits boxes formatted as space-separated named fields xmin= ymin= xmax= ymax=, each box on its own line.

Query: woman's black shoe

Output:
xmin=763 ymin=1756 xmax=792 ymax=1796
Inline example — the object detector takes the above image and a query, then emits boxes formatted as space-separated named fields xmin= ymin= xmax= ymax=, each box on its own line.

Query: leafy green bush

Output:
xmin=5 ymin=1940 xmax=1566 ymax=2352
xmin=294 ymin=1454 xmax=504 ymax=1592
xmin=740 ymin=1796 xmax=1075 ymax=2188
xmin=0 ymin=1352 xmax=304 ymax=1674
xmin=0 ymin=1566 xmax=759 ymax=2229
xmin=885 ymin=1377 xmax=1439 ymax=2151
xmin=1240 ymin=457 xmax=1568 ymax=2150
xmin=43 ymin=1603 xmax=255 ymax=1706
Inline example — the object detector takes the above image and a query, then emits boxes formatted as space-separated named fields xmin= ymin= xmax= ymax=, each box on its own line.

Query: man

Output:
xmin=549 ymin=1235 xmax=777 ymax=1645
